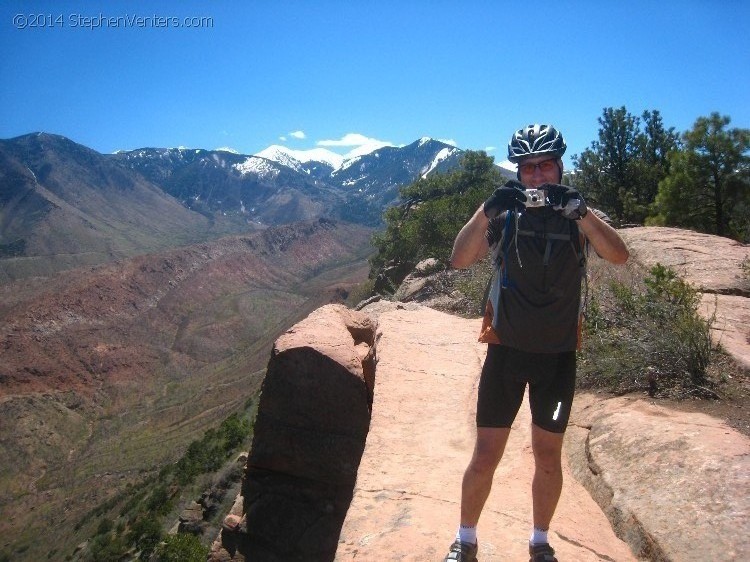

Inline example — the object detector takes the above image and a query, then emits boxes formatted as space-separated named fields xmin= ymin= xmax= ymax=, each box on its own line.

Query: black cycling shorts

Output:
xmin=476 ymin=344 xmax=576 ymax=433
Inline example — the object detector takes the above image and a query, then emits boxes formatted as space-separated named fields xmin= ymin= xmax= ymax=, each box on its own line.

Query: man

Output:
xmin=444 ymin=124 xmax=629 ymax=562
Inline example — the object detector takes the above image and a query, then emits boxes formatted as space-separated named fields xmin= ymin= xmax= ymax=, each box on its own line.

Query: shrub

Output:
xmin=127 ymin=515 xmax=163 ymax=560
xmin=452 ymin=258 xmax=493 ymax=317
xmin=154 ymin=534 xmax=209 ymax=562
xmin=145 ymin=485 xmax=173 ymax=516
xmin=579 ymin=260 xmax=716 ymax=397
xmin=88 ymin=530 xmax=129 ymax=562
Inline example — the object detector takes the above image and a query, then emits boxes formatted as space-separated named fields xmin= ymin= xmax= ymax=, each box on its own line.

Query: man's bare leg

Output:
xmin=460 ymin=426 xmax=512 ymax=526
xmin=530 ymin=424 xmax=565 ymax=531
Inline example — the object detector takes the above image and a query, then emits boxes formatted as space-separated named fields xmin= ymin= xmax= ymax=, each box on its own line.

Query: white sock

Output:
xmin=457 ymin=524 xmax=477 ymax=545
xmin=530 ymin=526 xmax=549 ymax=546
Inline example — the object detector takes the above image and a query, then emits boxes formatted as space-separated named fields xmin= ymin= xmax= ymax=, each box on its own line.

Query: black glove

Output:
xmin=544 ymin=183 xmax=588 ymax=220
xmin=483 ymin=180 xmax=527 ymax=219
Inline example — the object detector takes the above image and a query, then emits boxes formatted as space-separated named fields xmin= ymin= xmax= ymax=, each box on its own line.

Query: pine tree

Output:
xmin=573 ymin=107 xmax=678 ymax=224
xmin=370 ymin=151 xmax=502 ymax=291
xmin=649 ymin=113 xmax=750 ymax=240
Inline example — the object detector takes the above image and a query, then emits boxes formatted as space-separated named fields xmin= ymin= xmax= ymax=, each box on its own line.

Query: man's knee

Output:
xmin=468 ymin=448 xmax=502 ymax=475
xmin=469 ymin=427 xmax=510 ymax=474
xmin=531 ymin=426 xmax=564 ymax=472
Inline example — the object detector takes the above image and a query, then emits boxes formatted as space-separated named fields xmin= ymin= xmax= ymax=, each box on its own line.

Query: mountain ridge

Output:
xmin=1 ymin=131 xmax=488 ymax=282
xmin=0 ymin=133 xmax=249 ymax=282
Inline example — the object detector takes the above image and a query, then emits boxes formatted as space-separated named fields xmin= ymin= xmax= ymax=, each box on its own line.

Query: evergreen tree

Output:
xmin=573 ymin=107 xmax=678 ymax=224
xmin=370 ymin=151 xmax=502 ymax=291
xmin=630 ymin=110 xmax=680 ymax=220
xmin=649 ymin=113 xmax=750 ymax=240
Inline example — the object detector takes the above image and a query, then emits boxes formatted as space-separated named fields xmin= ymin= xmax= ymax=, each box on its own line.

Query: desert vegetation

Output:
xmin=67 ymin=408 xmax=253 ymax=562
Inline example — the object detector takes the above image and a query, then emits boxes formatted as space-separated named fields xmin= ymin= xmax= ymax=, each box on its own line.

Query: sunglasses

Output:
xmin=519 ymin=158 xmax=557 ymax=175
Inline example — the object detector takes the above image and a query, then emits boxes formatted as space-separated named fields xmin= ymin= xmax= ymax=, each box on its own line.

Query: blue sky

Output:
xmin=1 ymin=0 xmax=748 ymax=168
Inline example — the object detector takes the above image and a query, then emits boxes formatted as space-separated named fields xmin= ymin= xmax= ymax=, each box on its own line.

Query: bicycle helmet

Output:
xmin=507 ymin=124 xmax=566 ymax=163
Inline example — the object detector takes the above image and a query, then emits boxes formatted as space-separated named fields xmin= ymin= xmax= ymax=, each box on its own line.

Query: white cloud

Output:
xmin=438 ymin=138 xmax=458 ymax=146
xmin=279 ymin=135 xmax=287 ymax=141
xmin=485 ymin=146 xmax=497 ymax=152
xmin=289 ymin=130 xmax=306 ymax=139
xmin=317 ymin=133 xmax=393 ymax=160
xmin=317 ymin=133 xmax=390 ymax=148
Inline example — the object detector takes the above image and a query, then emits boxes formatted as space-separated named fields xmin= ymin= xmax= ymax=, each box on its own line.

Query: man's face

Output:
xmin=517 ymin=156 xmax=561 ymax=188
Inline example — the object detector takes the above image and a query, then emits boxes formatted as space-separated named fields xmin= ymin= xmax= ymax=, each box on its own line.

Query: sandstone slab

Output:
xmin=337 ymin=302 xmax=635 ymax=561
xmin=210 ymin=304 xmax=376 ymax=561
xmin=619 ymin=226 xmax=749 ymax=296
xmin=700 ymin=293 xmax=750 ymax=370
xmin=568 ymin=393 xmax=750 ymax=561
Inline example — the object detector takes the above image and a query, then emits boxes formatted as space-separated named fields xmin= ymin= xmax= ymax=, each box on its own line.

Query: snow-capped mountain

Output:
xmin=108 ymin=136 xmax=508 ymax=226
xmin=254 ymin=145 xmax=344 ymax=171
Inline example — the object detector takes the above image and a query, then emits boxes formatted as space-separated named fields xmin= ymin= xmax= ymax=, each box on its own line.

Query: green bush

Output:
xmin=88 ymin=531 xmax=129 ymax=562
xmin=145 ymin=485 xmax=173 ymax=516
xmin=95 ymin=518 xmax=114 ymax=536
xmin=579 ymin=261 xmax=716 ymax=396
xmin=127 ymin=515 xmax=163 ymax=560
xmin=370 ymin=151 xmax=503 ymax=291
xmin=154 ymin=534 xmax=209 ymax=562
xmin=173 ymin=413 xmax=250 ymax=485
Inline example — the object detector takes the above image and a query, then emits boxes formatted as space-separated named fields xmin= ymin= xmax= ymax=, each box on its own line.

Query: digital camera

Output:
xmin=524 ymin=189 xmax=547 ymax=208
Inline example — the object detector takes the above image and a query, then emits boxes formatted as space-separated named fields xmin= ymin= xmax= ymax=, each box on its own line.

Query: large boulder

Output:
xmin=209 ymin=304 xmax=376 ymax=561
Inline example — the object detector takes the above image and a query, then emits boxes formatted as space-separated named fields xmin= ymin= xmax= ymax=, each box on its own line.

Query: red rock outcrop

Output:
xmin=210 ymin=305 xmax=376 ymax=561
xmin=567 ymin=393 xmax=750 ymax=561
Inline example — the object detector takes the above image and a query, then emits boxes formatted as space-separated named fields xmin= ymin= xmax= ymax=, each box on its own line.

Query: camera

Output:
xmin=524 ymin=188 xmax=547 ymax=207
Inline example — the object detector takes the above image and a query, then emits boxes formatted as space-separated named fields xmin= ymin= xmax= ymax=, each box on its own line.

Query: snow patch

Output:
xmin=234 ymin=156 xmax=280 ymax=179
xmin=421 ymin=147 xmax=457 ymax=178
xmin=343 ymin=140 xmax=392 ymax=160
xmin=255 ymin=145 xmax=344 ymax=170
xmin=338 ymin=155 xmax=363 ymax=172
xmin=254 ymin=145 xmax=303 ymax=172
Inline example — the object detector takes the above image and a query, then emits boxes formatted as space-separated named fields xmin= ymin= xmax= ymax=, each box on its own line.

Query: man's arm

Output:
xmin=450 ymin=206 xmax=491 ymax=269
xmin=577 ymin=211 xmax=629 ymax=264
